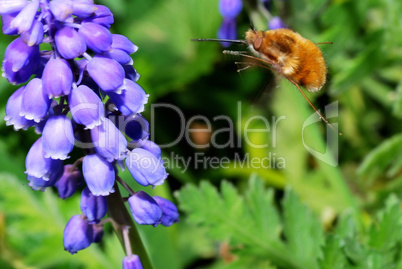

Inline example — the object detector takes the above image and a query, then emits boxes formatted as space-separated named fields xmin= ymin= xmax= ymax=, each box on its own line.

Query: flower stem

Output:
xmin=106 ymin=183 xmax=153 ymax=269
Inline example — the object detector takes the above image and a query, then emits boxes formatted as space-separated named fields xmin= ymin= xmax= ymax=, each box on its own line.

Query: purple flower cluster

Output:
xmin=1 ymin=0 xmax=179 ymax=266
xmin=217 ymin=0 xmax=242 ymax=47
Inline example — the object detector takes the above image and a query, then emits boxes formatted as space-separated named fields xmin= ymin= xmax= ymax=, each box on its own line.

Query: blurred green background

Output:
xmin=1 ymin=0 xmax=402 ymax=268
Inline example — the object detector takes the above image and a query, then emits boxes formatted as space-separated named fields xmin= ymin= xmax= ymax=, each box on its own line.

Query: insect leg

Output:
xmin=286 ymin=77 xmax=342 ymax=135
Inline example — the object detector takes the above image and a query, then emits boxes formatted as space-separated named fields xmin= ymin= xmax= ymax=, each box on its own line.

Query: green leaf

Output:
xmin=358 ymin=134 xmax=402 ymax=181
xmin=318 ymin=235 xmax=347 ymax=269
xmin=176 ymin=176 xmax=322 ymax=269
xmin=0 ymin=173 xmax=122 ymax=269
xmin=282 ymin=188 xmax=324 ymax=269
xmin=368 ymin=194 xmax=402 ymax=252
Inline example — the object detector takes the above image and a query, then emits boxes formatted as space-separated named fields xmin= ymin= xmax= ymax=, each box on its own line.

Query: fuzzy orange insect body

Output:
xmin=245 ymin=28 xmax=327 ymax=92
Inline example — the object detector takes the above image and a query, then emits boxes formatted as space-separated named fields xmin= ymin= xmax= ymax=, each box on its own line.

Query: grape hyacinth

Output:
xmin=217 ymin=0 xmax=243 ymax=47
xmin=0 ymin=0 xmax=179 ymax=267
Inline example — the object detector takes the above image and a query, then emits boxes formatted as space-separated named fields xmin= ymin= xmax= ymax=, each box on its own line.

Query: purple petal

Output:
xmin=123 ymin=65 xmax=140 ymax=82
xmin=42 ymin=57 xmax=73 ymax=98
xmin=80 ymin=187 xmax=107 ymax=224
xmin=90 ymin=118 xmax=128 ymax=162
xmin=69 ymin=85 xmax=104 ymax=129
xmin=71 ymin=0 xmax=97 ymax=18
xmin=2 ymin=37 xmax=40 ymax=84
xmin=10 ymin=0 xmax=39 ymax=33
xmin=49 ymin=0 xmax=73 ymax=21
xmin=25 ymin=137 xmax=63 ymax=180
xmin=108 ymin=113 xmax=149 ymax=142
xmin=55 ymin=164 xmax=82 ymax=199
xmin=1 ymin=14 xmax=19 ymax=35
xmin=107 ymin=79 xmax=148 ymax=116
xmin=269 ymin=16 xmax=287 ymax=30
xmin=219 ymin=0 xmax=242 ymax=19
xmin=79 ymin=22 xmax=112 ymax=53
xmin=42 ymin=115 xmax=75 ymax=160
xmin=20 ymin=78 xmax=51 ymax=123
xmin=153 ymin=196 xmax=179 ymax=226
xmin=217 ymin=18 xmax=237 ymax=47
xmin=55 ymin=26 xmax=87 ymax=59
xmin=63 ymin=215 xmax=94 ymax=254
xmin=21 ymin=20 xmax=44 ymax=46
xmin=0 ymin=0 xmax=27 ymax=15
xmin=139 ymin=140 xmax=161 ymax=159
xmin=92 ymin=224 xmax=104 ymax=243
xmin=123 ymin=255 xmax=143 ymax=269
xmin=103 ymin=48 xmax=132 ymax=65
xmin=111 ymin=34 xmax=138 ymax=54
xmin=83 ymin=5 xmax=114 ymax=28
xmin=128 ymin=191 xmax=162 ymax=226
xmin=125 ymin=148 xmax=168 ymax=187
xmin=4 ymin=86 xmax=35 ymax=130
xmin=87 ymin=55 xmax=124 ymax=92
xmin=82 ymin=154 xmax=115 ymax=196
xmin=27 ymin=164 xmax=63 ymax=191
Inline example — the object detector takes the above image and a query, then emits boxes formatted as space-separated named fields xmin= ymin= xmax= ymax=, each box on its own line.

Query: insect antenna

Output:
xmin=286 ymin=77 xmax=342 ymax=135
xmin=191 ymin=38 xmax=248 ymax=45
xmin=315 ymin=42 xmax=333 ymax=45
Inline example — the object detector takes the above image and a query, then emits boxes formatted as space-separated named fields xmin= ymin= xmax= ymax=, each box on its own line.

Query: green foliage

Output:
xmin=0 ymin=173 xmax=123 ymax=269
xmin=177 ymin=176 xmax=402 ymax=268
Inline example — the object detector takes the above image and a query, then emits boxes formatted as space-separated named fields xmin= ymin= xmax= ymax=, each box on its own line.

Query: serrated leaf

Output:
xmin=282 ymin=188 xmax=324 ymax=269
xmin=177 ymin=178 xmax=314 ymax=269
xmin=318 ymin=234 xmax=347 ymax=269
xmin=368 ymin=195 xmax=402 ymax=251
xmin=244 ymin=174 xmax=281 ymax=242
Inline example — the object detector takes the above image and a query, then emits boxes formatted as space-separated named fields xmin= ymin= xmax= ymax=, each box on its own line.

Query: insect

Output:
xmin=192 ymin=28 xmax=341 ymax=135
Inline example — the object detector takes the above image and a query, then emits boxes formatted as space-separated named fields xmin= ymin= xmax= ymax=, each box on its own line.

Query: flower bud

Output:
xmin=4 ymin=86 xmax=35 ymax=130
xmin=153 ymin=196 xmax=179 ymax=226
xmin=123 ymin=65 xmax=140 ymax=82
xmin=80 ymin=187 xmax=107 ymax=224
xmin=20 ymin=20 xmax=44 ymax=46
xmin=25 ymin=137 xmax=63 ymax=180
xmin=87 ymin=55 xmax=124 ymax=93
xmin=20 ymin=78 xmax=51 ymax=123
xmin=55 ymin=26 xmax=87 ymax=59
xmin=27 ymin=163 xmax=63 ymax=191
xmin=0 ymin=0 xmax=27 ymax=15
xmin=107 ymin=79 xmax=148 ymax=116
xmin=128 ymin=191 xmax=162 ymax=226
xmin=83 ymin=5 xmax=114 ymax=28
xmin=71 ymin=0 xmax=97 ymax=18
xmin=49 ymin=0 xmax=73 ymax=21
xmin=219 ymin=0 xmax=242 ymax=19
xmin=2 ymin=14 xmax=19 ymax=35
xmin=10 ymin=0 xmax=39 ymax=33
xmin=82 ymin=154 xmax=115 ymax=196
xmin=92 ymin=224 xmax=104 ymax=243
xmin=111 ymin=34 xmax=138 ymax=54
xmin=2 ymin=37 xmax=40 ymax=84
xmin=90 ymin=118 xmax=127 ymax=162
xmin=118 ymin=114 xmax=149 ymax=142
xmin=42 ymin=57 xmax=73 ymax=98
xmin=125 ymin=148 xmax=167 ymax=187
xmin=55 ymin=164 xmax=82 ymax=199
xmin=79 ymin=22 xmax=112 ymax=53
xmin=63 ymin=215 xmax=94 ymax=254
xmin=139 ymin=140 xmax=161 ymax=159
xmin=269 ymin=16 xmax=287 ymax=30
xmin=218 ymin=18 xmax=236 ymax=47
xmin=123 ymin=255 xmax=143 ymax=269
xmin=103 ymin=48 xmax=132 ymax=65
xmin=42 ymin=115 xmax=75 ymax=160
xmin=69 ymin=85 xmax=104 ymax=129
